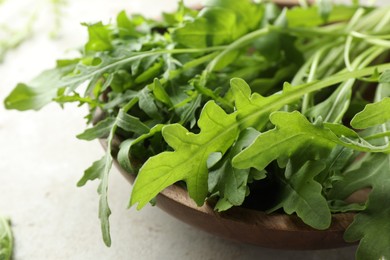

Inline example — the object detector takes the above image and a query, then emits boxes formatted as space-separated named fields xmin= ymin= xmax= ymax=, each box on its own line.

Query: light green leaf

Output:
xmin=233 ymin=111 xmax=337 ymax=171
xmin=4 ymin=64 xmax=76 ymax=110
xmin=130 ymin=101 xmax=239 ymax=209
xmin=231 ymin=77 xmax=279 ymax=130
xmin=316 ymin=0 xmax=333 ymax=21
xmin=351 ymin=97 xmax=390 ymax=129
xmin=268 ymin=160 xmax=331 ymax=229
xmin=286 ymin=5 xmax=356 ymax=27
xmin=171 ymin=8 xmax=237 ymax=48
xmin=151 ymin=78 xmax=173 ymax=107
xmin=0 ymin=216 xmax=13 ymax=260
xmin=172 ymin=0 xmax=262 ymax=48
xmin=84 ymin=22 xmax=113 ymax=52
xmin=379 ymin=70 xmax=390 ymax=83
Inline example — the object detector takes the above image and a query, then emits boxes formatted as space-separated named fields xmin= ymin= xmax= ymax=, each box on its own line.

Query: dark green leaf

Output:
xmin=344 ymin=178 xmax=390 ymax=260
xmin=77 ymin=117 xmax=116 ymax=141
xmin=209 ymin=128 xmax=263 ymax=210
xmin=268 ymin=160 xmax=331 ymax=229
xmin=116 ymin=110 xmax=150 ymax=136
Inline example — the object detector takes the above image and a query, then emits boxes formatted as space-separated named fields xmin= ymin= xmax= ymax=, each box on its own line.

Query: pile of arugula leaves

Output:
xmin=4 ymin=0 xmax=390 ymax=258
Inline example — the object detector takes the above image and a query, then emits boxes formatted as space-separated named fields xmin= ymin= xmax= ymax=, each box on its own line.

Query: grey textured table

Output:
xmin=0 ymin=0 xmax=385 ymax=259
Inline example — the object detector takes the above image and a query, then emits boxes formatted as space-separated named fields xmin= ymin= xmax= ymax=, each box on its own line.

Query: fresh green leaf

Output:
xmin=151 ymin=78 xmax=173 ymax=107
xmin=233 ymin=111 xmax=338 ymax=171
xmin=116 ymin=110 xmax=150 ymax=136
xmin=268 ymin=160 xmax=331 ymax=229
xmin=130 ymin=101 xmax=239 ymax=209
xmin=379 ymin=70 xmax=390 ymax=83
xmin=286 ymin=5 xmax=356 ymax=27
xmin=172 ymin=0 xmax=262 ymax=48
xmin=329 ymin=153 xmax=389 ymax=200
xmin=344 ymin=178 xmax=390 ymax=260
xmin=117 ymin=124 xmax=164 ymax=173
xmin=84 ymin=22 xmax=113 ymax=52
xmin=351 ymin=97 xmax=390 ymax=129
xmin=4 ymin=64 xmax=76 ymax=110
xmin=77 ymin=117 xmax=116 ymax=141
xmin=77 ymin=157 xmax=106 ymax=187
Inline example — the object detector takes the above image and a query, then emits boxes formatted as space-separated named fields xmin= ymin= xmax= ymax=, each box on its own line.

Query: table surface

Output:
xmin=0 ymin=0 xmax=386 ymax=259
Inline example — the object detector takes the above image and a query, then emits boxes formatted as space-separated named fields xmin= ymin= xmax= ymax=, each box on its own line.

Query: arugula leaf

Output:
xmin=332 ymin=154 xmax=390 ymax=259
xmin=0 ymin=216 xmax=13 ymax=260
xmin=77 ymin=117 xmax=116 ymax=141
xmin=233 ymin=111 xmax=338 ymax=171
xmin=351 ymin=97 xmax=390 ymax=129
xmin=172 ymin=0 xmax=263 ymax=48
xmin=344 ymin=180 xmax=390 ymax=260
xmin=130 ymin=101 xmax=239 ymax=209
xmin=84 ymin=22 xmax=113 ymax=52
xmin=76 ymin=99 xmax=139 ymax=246
xmin=268 ymin=160 xmax=331 ymax=229
xmin=117 ymin=124 xmax=164 ymax=173
xmin=208 ymin=128 xmax=263 ymax=210
xmin=4 ymin=1 xmax=390 ymax=256
xmin=3 ymin=64 xmax=76 ymax=110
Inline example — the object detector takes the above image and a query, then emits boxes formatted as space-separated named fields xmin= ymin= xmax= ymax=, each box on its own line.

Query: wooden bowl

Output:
xmin=102 ymin=0 xmax=358 ymax=250
xmin=110 ymin=157 xmax=357 ymax=250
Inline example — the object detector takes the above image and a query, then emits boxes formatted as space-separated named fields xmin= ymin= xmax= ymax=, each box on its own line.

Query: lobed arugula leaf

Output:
xmin=344 ymin=179 xmax=390 ymax=260
xmin=268 ymin=160 xmax=331 ymax=230
xmin=233 ymin=111 xmax=337 ymax=171
xmin=330 ymin=154 xmax=390 ymax=260
xmin=130 ymin=101 xmax=239 ymax=209
xmin=76 ymin=98 xmax=139 ymax=246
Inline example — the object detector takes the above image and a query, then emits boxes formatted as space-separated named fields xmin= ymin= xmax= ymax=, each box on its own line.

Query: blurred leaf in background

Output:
xmin=0 ymin=215 xmax=13 ymax=260
xmin=0 ymin=0 xmax=66 ymax=62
